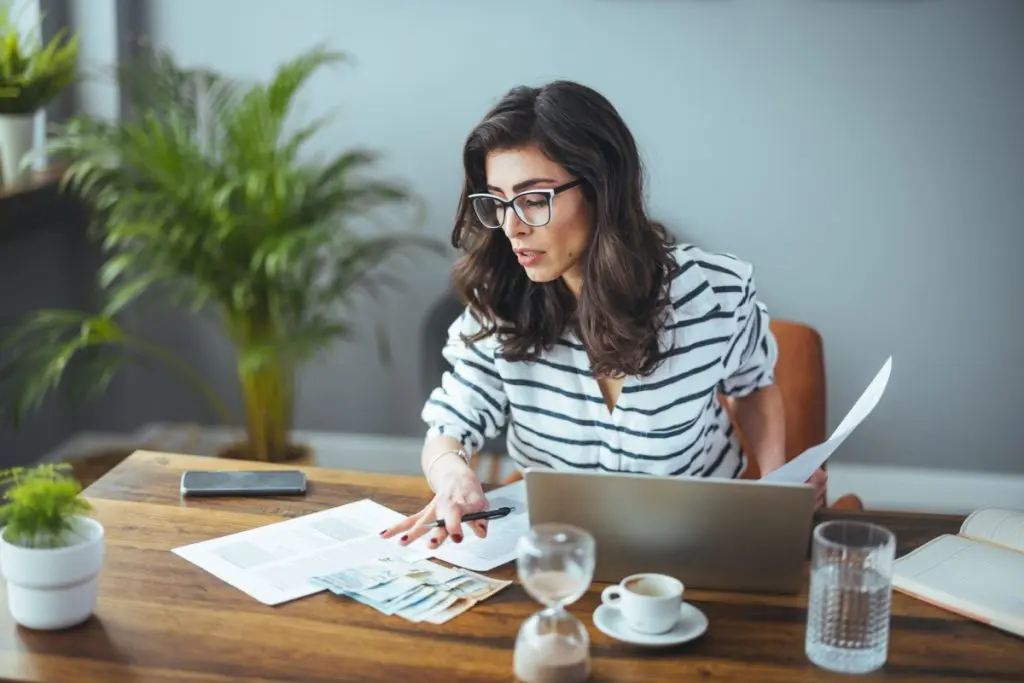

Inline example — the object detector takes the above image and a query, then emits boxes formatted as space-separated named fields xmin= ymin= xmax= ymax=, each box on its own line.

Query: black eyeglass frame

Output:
xmin=467 ymin=178 xmax=583 ymax=229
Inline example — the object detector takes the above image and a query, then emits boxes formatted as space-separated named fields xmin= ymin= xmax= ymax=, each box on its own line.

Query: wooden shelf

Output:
xmin=0 ymin=163 xmax=67 ymax=201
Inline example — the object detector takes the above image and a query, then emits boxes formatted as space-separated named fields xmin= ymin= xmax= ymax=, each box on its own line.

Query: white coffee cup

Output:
xmin=600 ymin=573 xmax=684 ymax=635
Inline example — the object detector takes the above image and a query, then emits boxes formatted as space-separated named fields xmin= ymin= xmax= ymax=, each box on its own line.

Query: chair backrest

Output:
xmin=420 ymin=289 xmax=467 ymax=404
xmin=420 ymin=289 xmax=508 ymax=459
xmin=771 ymin=318 xmax=827 ymax=457
xmin=736 ymin=318 xmax=827 ymax=479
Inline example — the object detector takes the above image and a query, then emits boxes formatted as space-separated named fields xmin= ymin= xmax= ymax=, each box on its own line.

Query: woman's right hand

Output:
xmin=380 ymin=466 xmax=490 ymax=548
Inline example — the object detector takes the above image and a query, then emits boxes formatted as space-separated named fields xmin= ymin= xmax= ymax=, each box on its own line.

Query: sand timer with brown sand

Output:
xmin=513 ymin=524 xmax=596 ymax=683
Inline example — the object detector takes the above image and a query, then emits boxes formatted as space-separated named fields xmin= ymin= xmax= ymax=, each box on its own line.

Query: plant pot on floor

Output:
xmin=0 ymin=515 xmax=105 ymax=630
xmin=0 ymin=113 xmax=36 ymax=186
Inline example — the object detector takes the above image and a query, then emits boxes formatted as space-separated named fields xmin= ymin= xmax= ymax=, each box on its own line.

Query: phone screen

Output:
xmin=181 ymin=470 xmax=306 ymax=496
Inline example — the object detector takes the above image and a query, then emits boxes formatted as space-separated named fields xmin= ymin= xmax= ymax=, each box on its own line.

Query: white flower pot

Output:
xmin=0 ymin=516 xmax=105 ymax=630
xmin=0 ymin=113 xmax=37 ymax=186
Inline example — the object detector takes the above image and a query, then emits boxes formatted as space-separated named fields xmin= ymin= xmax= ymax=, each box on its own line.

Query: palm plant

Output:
xmin=0 ymin=44 xmax=443 ymax=461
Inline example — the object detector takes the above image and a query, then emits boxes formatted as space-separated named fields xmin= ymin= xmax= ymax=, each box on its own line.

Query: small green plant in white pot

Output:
xmin=0 ymin=5 xmax=78 ymax=184
xmin=0 ymin=463 xmax=103 ymax=630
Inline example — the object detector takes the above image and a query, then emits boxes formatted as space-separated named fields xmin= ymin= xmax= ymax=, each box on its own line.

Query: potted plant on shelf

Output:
xmin=0 ymin=44 xmax=442 ymax=462
xmin=0 ymin=5 xmax=78 ymax=185
xmin=0 ymin=463 xmax=103 ymax=630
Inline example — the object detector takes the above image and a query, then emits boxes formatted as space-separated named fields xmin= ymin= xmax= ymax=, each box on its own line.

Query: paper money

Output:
xmin=351 ymin=585 xmax=436 ymax=616
xmin=398 ymin=591 xmax=460 ymax=621
xmin=448 ymin=570 xmax=509 ymax=601
xmin=311 ymin=556 xmax=414 ymax=592
xmin=347 ymin=576 xmax=423 ymax=603
xmin=310 ymin=557 xmax=511 ymax=623
xmin=422 ymin=597 xmax=476 ymax=625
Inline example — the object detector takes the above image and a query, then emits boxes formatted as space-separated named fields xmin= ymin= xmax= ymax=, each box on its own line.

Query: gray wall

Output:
xmin=18 ymin=0 xmax=1024 ymax=474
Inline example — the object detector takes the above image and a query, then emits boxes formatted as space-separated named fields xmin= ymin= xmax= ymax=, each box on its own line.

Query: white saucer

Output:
xmin=592 ymin=602 xmax=708 ymax=648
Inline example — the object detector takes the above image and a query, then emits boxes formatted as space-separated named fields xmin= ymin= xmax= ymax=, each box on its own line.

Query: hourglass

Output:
xmin=513 ymin=524 xmax=596 ymax=683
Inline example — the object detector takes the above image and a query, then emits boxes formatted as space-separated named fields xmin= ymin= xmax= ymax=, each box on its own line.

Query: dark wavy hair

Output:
xmin=450 ymin=80 xmax=678 ymax=378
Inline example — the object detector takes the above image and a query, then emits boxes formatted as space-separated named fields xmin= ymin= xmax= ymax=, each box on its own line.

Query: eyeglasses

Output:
xmin=468 ymin=179 xmax=582 ymax=230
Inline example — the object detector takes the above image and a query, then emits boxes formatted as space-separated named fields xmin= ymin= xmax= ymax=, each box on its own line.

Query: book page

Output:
xmin=892 ymin=534 xmax=1024 ymax=637
xmin=959 ymin=508 xmax=1024 ymax=554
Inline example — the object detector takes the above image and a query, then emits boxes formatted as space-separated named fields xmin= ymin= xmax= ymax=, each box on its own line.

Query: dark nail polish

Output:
xmin=429 ymin=538 xmax=438 ymax=545
xmin=400 ymin=535 xmax=408 ymax=542
xmin=452 ymin=534 xmax=463 ymax=543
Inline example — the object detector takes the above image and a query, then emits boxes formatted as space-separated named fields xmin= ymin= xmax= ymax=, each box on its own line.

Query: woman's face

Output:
xmin=482 ymin=145 xmax=591 ymax=294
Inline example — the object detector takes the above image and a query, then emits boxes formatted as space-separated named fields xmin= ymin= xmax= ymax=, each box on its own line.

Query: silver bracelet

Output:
xmin=425 ymin=448 xmax=470 ymax=483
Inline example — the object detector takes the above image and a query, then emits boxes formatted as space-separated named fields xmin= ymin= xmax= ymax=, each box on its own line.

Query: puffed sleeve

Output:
xmin=421 ymin=307 xmax=509 ymax=453
xmin=718 ymin=268 xmax=779 ymax=397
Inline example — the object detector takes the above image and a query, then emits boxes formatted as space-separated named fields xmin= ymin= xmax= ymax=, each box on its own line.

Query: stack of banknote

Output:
xmin=310 ymin=555 xmax=511 ymax=624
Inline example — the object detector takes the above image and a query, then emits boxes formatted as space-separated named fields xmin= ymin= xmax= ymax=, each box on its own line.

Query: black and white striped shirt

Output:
xmin=422 ymin=245 xmax=778 ymax=479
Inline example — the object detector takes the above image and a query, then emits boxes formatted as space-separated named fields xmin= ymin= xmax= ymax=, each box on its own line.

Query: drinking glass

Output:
xmin=513 ymin=524 xmax=595 ymax=683
xmin=805 ymin=520 xmax=896 ymax=674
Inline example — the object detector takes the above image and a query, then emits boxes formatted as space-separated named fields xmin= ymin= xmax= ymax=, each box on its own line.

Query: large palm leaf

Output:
xmin=0 ymin=44 xmax=443 ymax=461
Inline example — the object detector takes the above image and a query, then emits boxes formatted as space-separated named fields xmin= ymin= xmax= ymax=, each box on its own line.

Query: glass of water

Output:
xmin=806 ymin=519 xmax=896 ymax=674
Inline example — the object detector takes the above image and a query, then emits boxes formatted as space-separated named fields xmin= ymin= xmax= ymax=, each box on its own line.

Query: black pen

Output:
xmin=426 ymin=506 xmax=516 ymax=529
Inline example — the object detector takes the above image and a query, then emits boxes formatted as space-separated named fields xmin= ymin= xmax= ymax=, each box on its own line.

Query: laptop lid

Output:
xmin=523 ymin=468 xmax=816 ymax=594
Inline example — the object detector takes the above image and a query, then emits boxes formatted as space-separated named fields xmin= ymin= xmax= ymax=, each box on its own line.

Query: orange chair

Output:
xmin=731 ymin=319 xmax=828 ymax=481
xmin=480 ymin=319 xmax=863 ymax=510
xmin=727 ymin=319 xmax=863 ymax=510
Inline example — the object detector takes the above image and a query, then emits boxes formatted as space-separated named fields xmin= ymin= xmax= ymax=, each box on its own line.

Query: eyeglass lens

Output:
xmin=471 ymin=192 xmax=551 ymax=229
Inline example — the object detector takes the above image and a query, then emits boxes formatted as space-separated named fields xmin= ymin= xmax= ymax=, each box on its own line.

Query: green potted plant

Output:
xmin=0 ymin=4 xmax=78 ymax=184
xmin=0 ymin=44 xmax=442 ymax=462
xmin=0 ymin=463 xmax=103 ymax=630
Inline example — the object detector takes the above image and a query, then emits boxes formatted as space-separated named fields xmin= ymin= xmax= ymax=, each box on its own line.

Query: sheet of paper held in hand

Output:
xmin=762 ymin=356 xmax=892 ymax=484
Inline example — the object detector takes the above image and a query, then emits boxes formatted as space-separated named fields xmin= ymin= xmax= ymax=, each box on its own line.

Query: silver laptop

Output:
xmin=522 ymin=468 xmax=817 ymax=594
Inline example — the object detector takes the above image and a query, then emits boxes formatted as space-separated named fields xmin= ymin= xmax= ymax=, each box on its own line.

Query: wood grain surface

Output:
xmin=0 ymin=451 xmax=1019 ymax=683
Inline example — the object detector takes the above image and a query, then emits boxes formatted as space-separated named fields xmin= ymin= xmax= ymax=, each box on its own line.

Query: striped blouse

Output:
xmin=421 ymin=244 xmax=779 ymax=479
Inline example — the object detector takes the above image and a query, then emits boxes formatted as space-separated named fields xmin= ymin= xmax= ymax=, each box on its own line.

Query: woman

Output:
xmin=381 ymin=80 xmax=826 ymax=549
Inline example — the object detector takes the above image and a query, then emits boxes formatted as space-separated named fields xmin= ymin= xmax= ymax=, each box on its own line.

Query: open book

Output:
xmin=892 ymin=508 xmax=1024 ymax=638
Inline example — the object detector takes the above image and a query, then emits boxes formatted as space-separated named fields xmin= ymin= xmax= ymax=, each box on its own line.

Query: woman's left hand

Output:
xmin=807 ymin=467 xmax=828 ymax=508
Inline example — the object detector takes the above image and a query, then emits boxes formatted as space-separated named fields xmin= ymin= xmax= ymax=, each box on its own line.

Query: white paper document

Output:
xmin=172 ymin=499 xmax=435 ymax=605
xmin=172 ymin=485 xmax=530 ymax=604
xmin=431 ymin=479 xmax=529 ymax=572
xmin=762 ymin=356 xmax=892 ymax=484
xmin=352 ymin=482 xmax=529 ymax=572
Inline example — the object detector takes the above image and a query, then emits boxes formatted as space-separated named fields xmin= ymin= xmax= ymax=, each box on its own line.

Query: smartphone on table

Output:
xmin=180 ymin=469 xmax=307 ymax=497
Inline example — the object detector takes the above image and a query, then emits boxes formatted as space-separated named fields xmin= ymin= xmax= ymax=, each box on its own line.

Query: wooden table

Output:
xmin=0 ymin=451 xmax=1019 ymax=682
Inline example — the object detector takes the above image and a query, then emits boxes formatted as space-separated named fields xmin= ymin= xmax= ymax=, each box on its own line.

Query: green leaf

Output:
xmin=0 ymin=7 xmax=79 ymax=114
xmin=0 ymin=464 xmax=91 ymax=547
xmin=0 ymin=309 xmax=233 ymax=429
xmin=0 ymin=311 xmax=129 ymax=428
xmin=98 ymin=252 xmax=133 ymax=288
xmin=101 ymin=272 xmax=163 ymax=317
xmin=7 ymin=42 xmax=447 ymax=457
